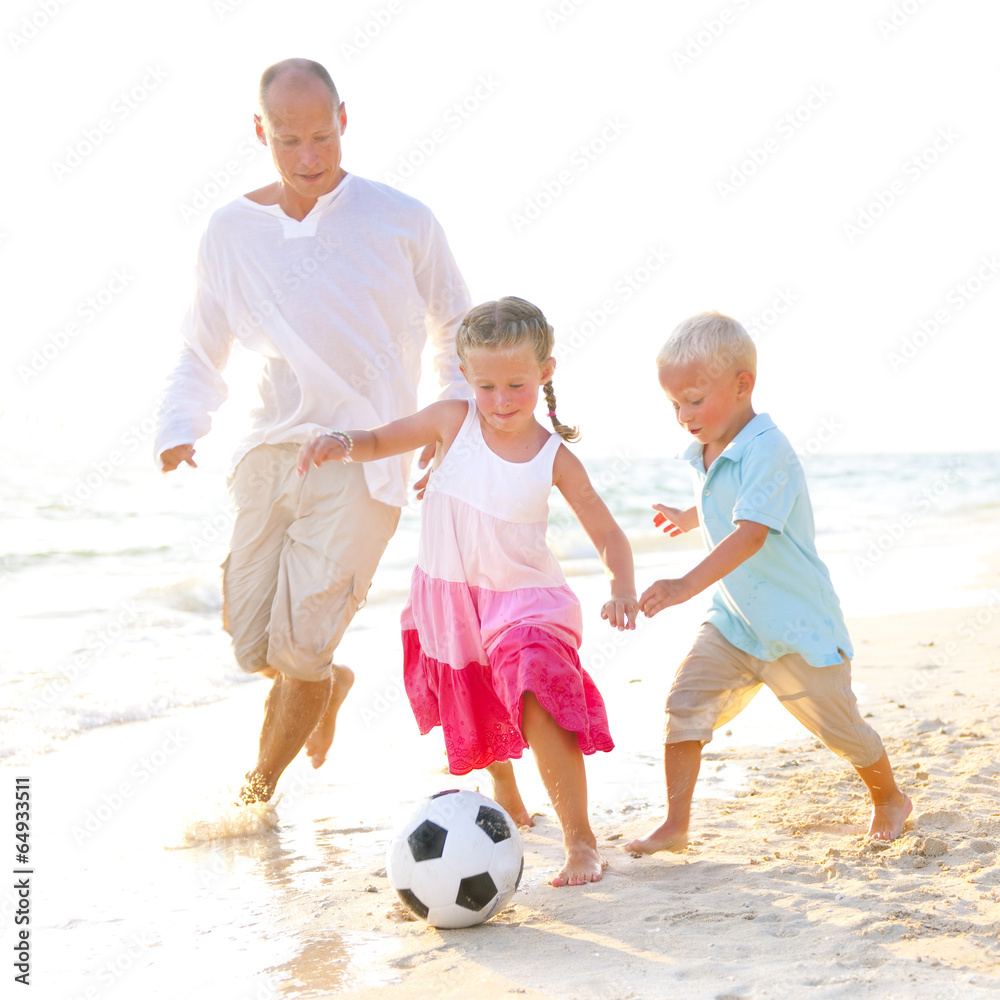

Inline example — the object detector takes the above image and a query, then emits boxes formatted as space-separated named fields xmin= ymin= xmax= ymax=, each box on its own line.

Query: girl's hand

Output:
xmin=652 ymin=503 xmax=697 ymax=536
xmin=601 ymin=596 xmax=639 ymax=631
xmin=296 ymin=434 xmax=348 ymax=475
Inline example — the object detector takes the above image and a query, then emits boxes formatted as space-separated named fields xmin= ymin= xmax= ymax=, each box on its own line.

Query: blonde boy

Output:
xmin=626 ymin=311 xmax=911 ymax=854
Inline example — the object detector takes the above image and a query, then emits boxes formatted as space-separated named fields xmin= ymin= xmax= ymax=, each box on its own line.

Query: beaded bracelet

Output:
xmin=323 ymin=430 xmax=354 ymax=463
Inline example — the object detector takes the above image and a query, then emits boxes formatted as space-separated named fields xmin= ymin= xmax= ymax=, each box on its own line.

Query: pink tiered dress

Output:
xmin=401 ymin=400 xmax=614 ymax=774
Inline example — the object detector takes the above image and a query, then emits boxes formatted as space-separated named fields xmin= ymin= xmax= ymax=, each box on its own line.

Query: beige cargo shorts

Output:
xmin=222 ymin=443 xmax=400 ymax=682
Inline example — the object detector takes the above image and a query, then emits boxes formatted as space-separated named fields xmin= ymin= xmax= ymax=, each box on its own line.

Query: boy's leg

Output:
xmin=623 ymin=740 xmax=702 ymax=854
xmin=760 ymin=654 xmax=911 ymax=840
xmin=521 ymin=692 xmax=604 ymax=887
xmin=854 ymin=751 xmax=912 ymax=841
xmin=625 ymin=624 xmax=760 ymax=855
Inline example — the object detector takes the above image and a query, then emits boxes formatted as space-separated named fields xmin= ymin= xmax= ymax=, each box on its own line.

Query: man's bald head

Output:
xmin=258 ymin=59 xmax=340 ymax=124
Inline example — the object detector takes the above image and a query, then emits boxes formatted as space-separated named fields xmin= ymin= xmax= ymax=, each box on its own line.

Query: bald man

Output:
xmin=155 ymin=59 xmax=471 ymax=803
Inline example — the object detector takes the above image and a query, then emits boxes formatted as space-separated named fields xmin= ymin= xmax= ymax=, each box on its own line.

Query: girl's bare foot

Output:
xmin=486 ymin=761 xmax=534 ymax=828
xmin=303 ymin=665 xmax=354 ymax=768
xmin=551 ymin=840 xmax=606 ymax=887
xmin=622 ymin=818 xmax=689 ymax=855
xmin=867 ymin=793 xmax=912 ymax=841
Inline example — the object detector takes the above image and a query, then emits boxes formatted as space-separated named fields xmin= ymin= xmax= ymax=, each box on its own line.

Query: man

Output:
xmin=156 ymin=58 xmax=471 ymax=803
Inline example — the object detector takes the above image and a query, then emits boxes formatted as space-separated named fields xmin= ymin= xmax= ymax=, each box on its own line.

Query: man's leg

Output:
xmin=304 ymin=664 xmax=355 ymax=768
xmin=248 ymin=461 xmax=399 ymax=796
xmin=241 ymin=672 xmax=333 ymax=803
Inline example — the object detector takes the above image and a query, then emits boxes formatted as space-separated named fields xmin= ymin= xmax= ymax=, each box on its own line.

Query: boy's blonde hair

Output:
xmin=457 ymin=296 xmax=580 ymax=442
xmin=656 ymin=310 xmax=757 ymax=378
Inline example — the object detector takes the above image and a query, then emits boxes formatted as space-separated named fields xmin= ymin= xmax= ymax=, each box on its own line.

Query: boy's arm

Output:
xmin=639 ymin=519 xmax=769 ymax=617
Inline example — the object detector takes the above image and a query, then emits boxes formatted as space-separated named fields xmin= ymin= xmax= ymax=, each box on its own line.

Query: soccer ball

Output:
xmin=386 ymin=789 xmax=524 ymax=928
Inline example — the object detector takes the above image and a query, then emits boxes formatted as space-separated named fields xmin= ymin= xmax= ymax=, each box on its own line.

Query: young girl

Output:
xmin=296 ymin=297 xmax=638 ymax=887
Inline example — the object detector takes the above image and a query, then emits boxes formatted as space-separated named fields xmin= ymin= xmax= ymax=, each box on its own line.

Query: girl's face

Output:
xmin=460 ymin=345 xmax=555 ymax=435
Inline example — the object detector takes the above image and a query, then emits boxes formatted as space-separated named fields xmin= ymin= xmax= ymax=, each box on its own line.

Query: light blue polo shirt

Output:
xmin=681 ymin=413 xmax=853 ymax=667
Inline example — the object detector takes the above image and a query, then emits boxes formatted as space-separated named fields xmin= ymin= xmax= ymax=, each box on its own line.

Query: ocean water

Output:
xmin=1 ymin=448 xmax=997 ymax=767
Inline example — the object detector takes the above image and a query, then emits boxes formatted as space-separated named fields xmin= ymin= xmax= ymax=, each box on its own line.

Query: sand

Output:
xmin=13 ymin=570 xmax=1000 ymax=999
xmin=288 ymin=603 xmax=1000 ymax=1000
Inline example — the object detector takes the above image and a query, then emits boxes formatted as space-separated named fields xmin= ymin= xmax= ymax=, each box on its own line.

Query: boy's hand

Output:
xmin=601 ymin=596 xmax=639 ymax=631
xmin=652 ymin=504 xmax=697 ymax=536
xmin=639 ymin=578 xmax=693 ymax=617
xmin=296 ymin=435 xmax=348 ymax=476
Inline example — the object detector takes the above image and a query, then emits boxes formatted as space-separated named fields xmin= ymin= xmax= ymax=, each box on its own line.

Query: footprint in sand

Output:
xmin=915 ymin=808 xmax=970 ymax=832
xmin=969 ymin=839 xmax=997 ymax=854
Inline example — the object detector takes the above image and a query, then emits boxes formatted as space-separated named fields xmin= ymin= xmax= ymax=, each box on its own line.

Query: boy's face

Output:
xmin=658 ymin=361 xmax=755 ymax=453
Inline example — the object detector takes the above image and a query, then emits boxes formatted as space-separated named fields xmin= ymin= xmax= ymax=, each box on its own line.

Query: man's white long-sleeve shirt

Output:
xmin=155 ymin=173 xmax=472 ymax=506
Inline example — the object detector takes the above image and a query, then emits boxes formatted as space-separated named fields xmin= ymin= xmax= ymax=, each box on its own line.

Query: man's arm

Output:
xmin=411 ymin=212 xmax=472 ymax=485
xmin=154 ymin=247 xmax=234 ymax=471
xmin=639 ymin=519 xmax=769 ymax=617
xmin=413 ymin=213 xmax=473 ymax=400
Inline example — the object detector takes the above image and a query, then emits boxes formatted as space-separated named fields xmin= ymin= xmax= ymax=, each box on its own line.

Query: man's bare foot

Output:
xmin=867 ymin=792 xmax=912 ymax=841
xmin=622 ymin=819 xmax=689 ymax=855
xmin=551 ymin=841 xmax=606 ymax=887
xmin=303 ymin=665 xmax=354 ymax=769
xmin=239 ymin=770 xmax=274 ymax=805
xmin=486 ymin=761 xmax=534 ymax=828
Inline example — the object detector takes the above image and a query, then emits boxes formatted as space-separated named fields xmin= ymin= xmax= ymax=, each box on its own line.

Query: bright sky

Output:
xmin=4 ymin=0 xmax=998 ymax=467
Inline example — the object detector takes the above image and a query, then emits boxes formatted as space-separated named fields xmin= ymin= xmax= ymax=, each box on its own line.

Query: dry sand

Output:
xmin=276 ymin=601 xmax=1000 ymax=1000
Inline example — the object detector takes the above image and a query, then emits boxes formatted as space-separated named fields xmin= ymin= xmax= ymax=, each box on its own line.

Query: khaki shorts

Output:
xmin=664 ymin=623 xmax=884 ymax=768
xmin=222 ymin=444 xmax=400 ymax=682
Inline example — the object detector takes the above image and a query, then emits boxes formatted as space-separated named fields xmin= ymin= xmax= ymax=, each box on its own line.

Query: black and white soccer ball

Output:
xmin=386 ymin=789 xmax=524 ymax=928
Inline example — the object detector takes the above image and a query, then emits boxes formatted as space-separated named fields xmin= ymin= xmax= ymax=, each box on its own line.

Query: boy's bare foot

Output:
xmin=486 ymin=761 xmax=534 ymax=828
xmin=551 ymin=841 xmax=606 ymax=887
xmin=303 ymin=665 xmax=354 ymax=769
xmin=622 ymin=819 xmax=689 ymax=855
xmin=867 ymin=792 xmax=912 ymax=841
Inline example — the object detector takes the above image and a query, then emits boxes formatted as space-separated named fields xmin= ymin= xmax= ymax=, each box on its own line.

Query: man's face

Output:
xmin=255 ymin=75 xmax=347 ymax=207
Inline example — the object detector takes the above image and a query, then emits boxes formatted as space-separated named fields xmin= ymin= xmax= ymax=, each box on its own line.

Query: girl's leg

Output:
xmin=485 ymin=761 xmax=533 ymax=828
xmin=521 ymin=692 xmax=604 ymax=887
xmin=623 ymin=740 xmax=701 ymax=854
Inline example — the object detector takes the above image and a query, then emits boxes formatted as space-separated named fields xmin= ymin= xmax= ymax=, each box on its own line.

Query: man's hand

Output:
xmin=639 ymin=577 xmax=693 ymax=618
xmin=412 ymin=443 xmax=436 ymax=500
xmin=652 ymin=504 xmax=698 ymax=536
xmin=160 ymin=445 xmax=197 ymax=473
